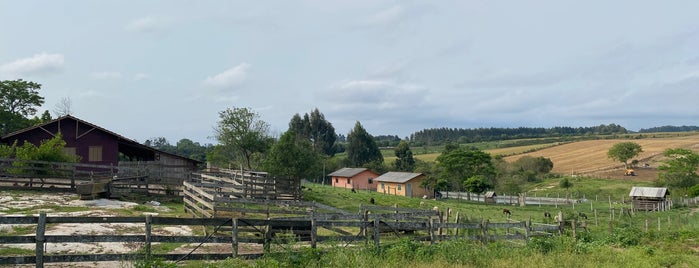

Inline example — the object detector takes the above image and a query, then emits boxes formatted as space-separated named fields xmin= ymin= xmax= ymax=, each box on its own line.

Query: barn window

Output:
xmin=368 ymin=178 xmax=373 ymax=184
xmin=347 ymin=178 xmax=350 ymax=184
xmin=63 ymin=147 xmax=76 ymax=157
xmin=88 ymin=146 xmax=103 ymax=162
xmin=397 ymin=184 xmax=402 ymax=191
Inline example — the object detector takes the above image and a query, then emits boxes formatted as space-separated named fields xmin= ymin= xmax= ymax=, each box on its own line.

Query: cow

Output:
xmin=544 ymin=211 xmax=551 ymax=218
xmin=503 ymin=208 xmax=511 ymax=216
xmin=370 ymin=197 xmax=375 ymax=204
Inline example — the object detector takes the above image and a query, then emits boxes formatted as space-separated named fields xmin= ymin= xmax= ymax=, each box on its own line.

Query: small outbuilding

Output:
xmin=375 ymin=172 xmax=432 ymax=198
xmin=328 ymin=167 xmax=379 ymax=191
xmin=484 ymin=191 xmax=497 ymax=204
xmin=629 ymin=186 xmax=670 ymax=211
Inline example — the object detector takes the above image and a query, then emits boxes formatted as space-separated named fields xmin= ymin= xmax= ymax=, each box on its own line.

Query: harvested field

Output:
xmin=504 ymin=134 xmax=699 ymax=177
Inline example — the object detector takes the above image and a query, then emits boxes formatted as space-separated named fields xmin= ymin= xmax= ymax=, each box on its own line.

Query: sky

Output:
xmin=2 ymin=1 xmax=699 ymax=145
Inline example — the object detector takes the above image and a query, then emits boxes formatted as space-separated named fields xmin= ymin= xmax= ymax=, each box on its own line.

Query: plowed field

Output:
xmin=504 ymin=134 xmax=699 ymax=180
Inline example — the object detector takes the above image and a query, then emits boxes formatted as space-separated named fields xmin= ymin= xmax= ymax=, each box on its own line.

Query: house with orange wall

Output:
xmin=375 ymin=172 xmax=432 ymax=198
xmin=328 ymin=167 xmax=379 ymax=191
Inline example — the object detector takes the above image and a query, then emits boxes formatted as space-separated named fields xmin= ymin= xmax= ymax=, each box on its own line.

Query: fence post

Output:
xmin=71 ymin=165 xmax=76 ymax=190
xmin=454 ymin=212 xmax=460 ymax=236
xmin=429 ymin=218 xmax=435 ymax=245
xmin=36 ymin=212 xmax=47 ymax=268
xmin=264 ymin=219 xmax=271 ymax=254
xmin=481 ymin=219 xmax=489 ymax=245
xmin=232 ymin=218 xmax=238 ymax=258
xmin=525 ymin=217 xmax=531 ymax=242
xmin=311 ymin=206 xmax=317 ymax=249
xmin=145 ymin=215 xmax=152 ymax=259
xmin=571 ymin=220 xmax=576 ymax=240
xmin=594 ymin=209 xmax=598 ymax=226
xmin=373 ymin=217 xmax=380 ymax=248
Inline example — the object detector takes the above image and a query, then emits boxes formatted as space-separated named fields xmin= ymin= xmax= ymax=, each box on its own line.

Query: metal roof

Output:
xmin=328 ymin=167 xmax=369 ymax=178
xmin=375 ymin=172 xmax=423 ymax=183
xmin=629 ymin=187 xmax=669 ymax=198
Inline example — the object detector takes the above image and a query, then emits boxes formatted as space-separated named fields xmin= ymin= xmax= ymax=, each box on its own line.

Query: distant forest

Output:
xmin=408 ymin=124 xmax=629 ymax=146
xmin=638 ymin=125 xmax=699 ymax=133
xmin=408 ymin=124 xmax=699 ymax=146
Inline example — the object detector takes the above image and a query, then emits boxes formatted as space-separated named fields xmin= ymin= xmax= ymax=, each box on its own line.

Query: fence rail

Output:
xmin=0 ymin=209 xmax=563 ymax=266
xmin=0 ymin=158 xmax=193 ymax=196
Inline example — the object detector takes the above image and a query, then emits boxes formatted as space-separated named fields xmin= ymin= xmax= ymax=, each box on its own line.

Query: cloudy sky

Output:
xmin=2 ymin=1 xmax=699 ymax=144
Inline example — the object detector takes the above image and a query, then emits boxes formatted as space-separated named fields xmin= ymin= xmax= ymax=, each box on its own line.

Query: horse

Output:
xmin=503 ymin=208 xmax=511 ymax=216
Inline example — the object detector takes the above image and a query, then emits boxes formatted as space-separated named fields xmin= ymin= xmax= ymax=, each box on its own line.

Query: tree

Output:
xmin=263 ymin=130 xmax=321 ymax=180
xmin=463 ymin=175 xmax=490 ymax=194
xmin=607 ymin=142 xmax=643 ymax=168
xmin=288 ymin=108 xmax=337 ymax=156
xmin=0 ymin=79 xmax=45 ymax=135
xmin=213 ymin=107 xmax=272 ymax=170
xmin=657 ymin=148 xmax=699 ymax=189
xmin=345 ymin=121 xmax=383 ymax=167
xmin=436 ymin=148 xmax=495 ymax=191
xmin=393 ymin=140 xmax=415 ymax=171
xmin=53 ymin=97 xmax=73 ymax=117
xmin=559 ymin=178 xmax=573 ymax=198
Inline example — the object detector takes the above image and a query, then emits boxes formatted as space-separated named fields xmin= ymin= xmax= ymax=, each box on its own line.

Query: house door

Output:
xmin=406 ymin=183 xmax=412 ymax=197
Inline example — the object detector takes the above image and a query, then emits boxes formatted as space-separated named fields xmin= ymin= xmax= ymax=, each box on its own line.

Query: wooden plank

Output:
xmin=183 ymin=198 xmax=212 ymax=218
xmin=183 ymin=190 xmax=215 ymax=210
xmin=183 ymin=181 xmax=214 ymax=201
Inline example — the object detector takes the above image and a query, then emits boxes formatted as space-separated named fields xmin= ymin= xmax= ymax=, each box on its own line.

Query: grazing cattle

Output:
xmin=502 ymin=208 xmax=511 ymax=216
xmin=544 ymin=211 xmax=551 ymax=218
xmin=578 ymin=212 xmax=588 ymax=220
xmin=370 ymin=197 xmax=375 ymax=204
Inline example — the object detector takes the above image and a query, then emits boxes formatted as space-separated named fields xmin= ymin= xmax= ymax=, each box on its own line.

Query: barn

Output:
xmin=1 ymin=115 xmax=201 ymax=179
xmin=375 ymin=172 xmax=432 ymax=198
xmin=629 ymin=186 xmax=670 ymax=211
xmin=328 ymin=167 xmax=379 ymax=191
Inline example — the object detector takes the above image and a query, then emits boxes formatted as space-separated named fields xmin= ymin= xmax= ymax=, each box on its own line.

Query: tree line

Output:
xmin=409 ymin=124 xmax=629 ymax=146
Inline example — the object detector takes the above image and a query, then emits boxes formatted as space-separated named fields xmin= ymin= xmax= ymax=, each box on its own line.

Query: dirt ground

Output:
xmin=0 ymin=191 xmax=265 ymax=267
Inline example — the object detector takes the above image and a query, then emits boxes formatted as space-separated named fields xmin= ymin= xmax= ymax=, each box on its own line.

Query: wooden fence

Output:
xmin=0 ymin=209 xmax=563 ymax=267
xmin=183 ymin=172 xmax=302 ymax=218
xmin=0 ymin=158 xmax=193 ymax=196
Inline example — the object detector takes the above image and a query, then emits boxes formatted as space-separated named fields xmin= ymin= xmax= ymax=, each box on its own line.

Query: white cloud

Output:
xmin=125 ymin=16 xmax=170 ymax=33
xmin=0 ymin=52 xmax=64 ymax=77
xmin=91 ymin=71 xmax=123 ymax=79
xmin=133 ymin=73 xmax=149 ymax=80
xmin=203 ymin=63 xmax=250 ymax=88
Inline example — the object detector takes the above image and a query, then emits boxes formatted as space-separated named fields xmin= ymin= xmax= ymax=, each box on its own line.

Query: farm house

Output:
xmin=629 ymin=186 xmax=670 ymax=211
xmin=375 ymin=172 xmax=432 ymax=198
xmin=328 ymin=167 xmax=379 ymax=191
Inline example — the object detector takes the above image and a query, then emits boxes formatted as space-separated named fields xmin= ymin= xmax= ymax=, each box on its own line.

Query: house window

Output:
xmin=88 ymin=146 xmax=103 ymax=162
xmin=347 ymin=178 xmax=350 ymax=184
xmin=63 ymin=147 xmax=76 ymax=157
xmin=397 ymin=184 xmax=402 ymax=191
xmin=335 ymin=178 xmax=338 ymax=183
xmin=368 ymin=178 xmax=373 ymax=184
xmin=381 ymin=183 xmax=385 ymax=189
